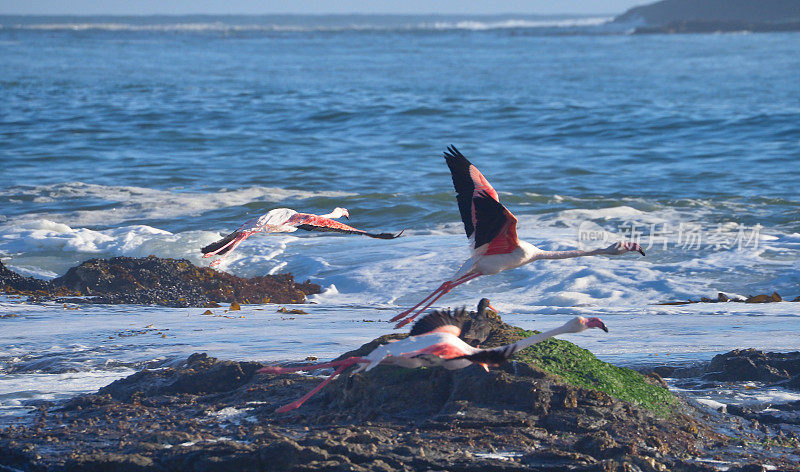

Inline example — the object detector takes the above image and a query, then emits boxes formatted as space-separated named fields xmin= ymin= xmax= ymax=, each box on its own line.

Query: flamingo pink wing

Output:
xmin=444 ymin=146 xmax=517 ymax=253
xmin=286 ymin=213 xmax=400 ymax=239
xmin=484 ymin=209 xmax=520 ymax=256
xmin=410 ymin=342 xmax=472 ymax=360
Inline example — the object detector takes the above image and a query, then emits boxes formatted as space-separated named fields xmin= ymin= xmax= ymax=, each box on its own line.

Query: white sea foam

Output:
xmin=0 ymin=220 xmax=224 ymax=277
xmin=9 ymin=17 xmax=612 ymax=33
xmin=428 ymin=17 xmax=611 ymax=30
xmin=1 ymin=182 xmax=354 ymax=228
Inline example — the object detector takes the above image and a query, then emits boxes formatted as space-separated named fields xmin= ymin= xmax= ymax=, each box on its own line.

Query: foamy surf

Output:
xmin=4 ymin=16 xmax=613 ymax=33
xmin=1 ymin=182 xmax=355 ymax=228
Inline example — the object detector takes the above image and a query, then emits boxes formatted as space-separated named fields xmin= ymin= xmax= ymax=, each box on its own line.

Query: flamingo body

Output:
xmin=259 ymin=301 xmax=608 ymax=413
xmin=201 ymin=207 xmax=402 ymax=266
xmin=390 ymin=146 xmax=645 ymax=328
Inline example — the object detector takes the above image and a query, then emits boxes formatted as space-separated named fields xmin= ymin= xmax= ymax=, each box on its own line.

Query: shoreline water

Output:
xmin=2 ymin=320 xmax=798 ymax=471
xmin=2 ymin=13 xmax=798 ymax=469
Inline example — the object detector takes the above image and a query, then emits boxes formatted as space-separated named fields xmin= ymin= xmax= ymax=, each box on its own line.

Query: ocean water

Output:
xmin=1 ymin=15 xmax=799 ymax=422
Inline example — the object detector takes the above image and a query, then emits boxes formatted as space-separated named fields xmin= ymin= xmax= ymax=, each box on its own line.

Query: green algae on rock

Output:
xmin=3 ymin=349 xmax=794 ymax=471
xmin=511 ymin=330 xmax=674 ymax=414
xmin=331 ymin=310 xmax=674 ymax=415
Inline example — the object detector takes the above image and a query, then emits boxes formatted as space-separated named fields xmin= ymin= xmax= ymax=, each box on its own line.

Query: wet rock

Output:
xmin=745 ymin=294 xmax=771 ymax=303
xmin=0 ymin=256 xmax=320 ymax=306
xmin=728 ymin=464 xmax=768 ymax=472
xmin=2 ymin=320 xmax=799 ymax=471
xmin=726 ymin=404 xmax=758 ymax=421
xmin=704 ymin=349 xmax=800 ymax=382
xmin=98 ymin=353 xmax=262 ymax=401
xmin=65 ymin=453 xmax=154 ymax=472
xmin=277 ymin=307 xmax=308 ymax=315
xmin=659 ymin=291 xmax=795 ymax=305
xmin=644 ymin=372 xmax=669 ymax=389
xmin=574 ymin=431 xmax=620 ymax=459
xmin=0 ymin=260 xmax=50 ymax=292
xmin=650 ymin=366 xmax=675 ymax=378
xmin=786 ymin=375 xmax=800 ymax=390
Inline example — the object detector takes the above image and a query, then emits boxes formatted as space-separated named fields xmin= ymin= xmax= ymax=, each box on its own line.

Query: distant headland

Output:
xmin=614 ymin=0 xmax=800 ymax=34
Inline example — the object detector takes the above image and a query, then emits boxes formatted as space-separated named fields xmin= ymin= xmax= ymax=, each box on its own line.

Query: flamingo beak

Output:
xmin=585 ymin=317 xmax=609 ymax=332
xmin=637 ymin=247 xmax=646 ymax=256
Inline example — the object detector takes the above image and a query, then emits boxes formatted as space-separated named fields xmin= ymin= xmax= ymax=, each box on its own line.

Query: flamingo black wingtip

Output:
xmin=367 ymin=229 xmax=404 ymax=240
xmin=444 ymin=145 xmax=463 ymax=159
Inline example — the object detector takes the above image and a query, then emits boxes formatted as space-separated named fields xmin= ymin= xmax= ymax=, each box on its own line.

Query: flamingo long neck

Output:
xmin=533 ymin=247 xmax=609 ymax=261
xmin=506 ymin=323 xmax=575 ymax=356
xmin=321 ymin=208 xmax=345 ymax=219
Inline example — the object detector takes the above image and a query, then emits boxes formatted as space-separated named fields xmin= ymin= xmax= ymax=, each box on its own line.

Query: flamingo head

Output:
xmin=334 ymin=207 xmax=350 ymax=219
xmin=605 ymin=241 xmax=645 ymax=256
xmin=572 ymin=316 xmax=609 ymax=333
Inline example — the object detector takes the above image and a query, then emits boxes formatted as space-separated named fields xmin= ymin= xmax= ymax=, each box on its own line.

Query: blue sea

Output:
xmin=1 ymin=15 xmax=799 ymax=422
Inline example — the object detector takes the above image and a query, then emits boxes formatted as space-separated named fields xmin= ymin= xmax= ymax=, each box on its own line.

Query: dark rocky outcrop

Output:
xmin=642 ymin=349 xmax=800 ymax=432
xmin=644 ymin=348 xmax=800 ymax=385
xmin=704 ymin=349 xmax=800 ymax=383
xmin=0 ymin=259 xmax=54 ymax=293
xmin=659 ymin=291 xmax=794 ymax=305
xmin=614 ymin=0 xmax=800 ymax=34
xmin=0 ymin=256 xmax=320 ymax=306
xmin=2 ymin=317 xmax=797 ymax=471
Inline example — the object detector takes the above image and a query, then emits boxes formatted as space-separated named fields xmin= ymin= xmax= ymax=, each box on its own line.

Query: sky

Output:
xmin=0 ymin=0 xmax=647 ymax=16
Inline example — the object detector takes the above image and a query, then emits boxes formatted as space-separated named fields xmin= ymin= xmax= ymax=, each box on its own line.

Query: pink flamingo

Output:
xmin=201 ymin=207 xmax=402 ymax=266
xmin=390 ymin=146 xmax=645 ymax=328
xmin=259 ymin=304 xmax=608 ymax=413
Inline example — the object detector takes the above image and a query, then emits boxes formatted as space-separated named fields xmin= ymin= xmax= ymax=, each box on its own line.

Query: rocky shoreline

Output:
xmin=1 ymin=313 xmax=797 ymax=471
xmin=0 ymin=256 xmax=320 ymax=307
xmin=659 ymin=291 xmax=799 ymax=305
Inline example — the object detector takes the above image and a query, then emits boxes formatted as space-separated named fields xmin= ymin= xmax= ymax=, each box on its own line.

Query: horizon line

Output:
xmin=0 ymin=12 xmax=622 ymax=18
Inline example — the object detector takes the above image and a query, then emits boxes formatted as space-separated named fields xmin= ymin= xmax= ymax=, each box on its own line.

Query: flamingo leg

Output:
xmin=274 ymin=364 xmax=349 ymax=413
xmin=257 ymin=356 xmax=367 ymax=375
xmin=203 ymin=231 xmax=251 ymax=258
xmin=389 ymin=281 xmax=450 ymax=322
xmin=205 ymin=231 xmax=260 ymax=266
xmin=261 ymin=357 xmax=367 ymax=413
xmin=393 ymin=272 xmax=482 ymax=329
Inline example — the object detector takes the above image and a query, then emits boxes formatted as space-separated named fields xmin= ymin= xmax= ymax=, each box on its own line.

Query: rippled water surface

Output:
xmin=1 ymin=15 xmax=799 ymax=422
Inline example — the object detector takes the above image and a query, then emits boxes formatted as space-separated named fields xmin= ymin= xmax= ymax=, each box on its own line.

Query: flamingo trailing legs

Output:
xmin=259 ymin=302 xmax=608 ymax=412
xmin=390 ymin=146 xmax=645 ymax=328
xmin=201 ymin=207 xmax=402 ymax=266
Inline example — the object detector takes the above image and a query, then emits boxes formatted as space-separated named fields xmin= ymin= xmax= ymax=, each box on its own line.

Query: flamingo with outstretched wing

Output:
xmin=259 ymin=301 xmax=608 ymax=413
xmin=390 ymin=146 xmax=644 ymax=328
xmin=202 ymin=207 xmax=402 ymax=266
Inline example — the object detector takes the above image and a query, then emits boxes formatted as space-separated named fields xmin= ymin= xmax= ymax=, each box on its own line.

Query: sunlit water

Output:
xmin=1 ymin=15 xmax=799 ymax=423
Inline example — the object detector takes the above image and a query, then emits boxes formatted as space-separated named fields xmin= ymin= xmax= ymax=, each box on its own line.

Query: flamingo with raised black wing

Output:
xmin=201 ymin=207 xmax=403 ymax=266
xmin=390 ymin=146 xmax=645 ymax=328
xmin=259 ymin=301 xmax=608 ymax=413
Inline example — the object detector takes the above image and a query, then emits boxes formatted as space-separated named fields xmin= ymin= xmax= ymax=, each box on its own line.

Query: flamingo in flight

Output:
xmin=201 ymin=207 xmax=402 ymax=266
xmin=259 ymin=301 xmax=608 ymax=413
xmin=390 ymin=146 xmax=645 ymax=328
